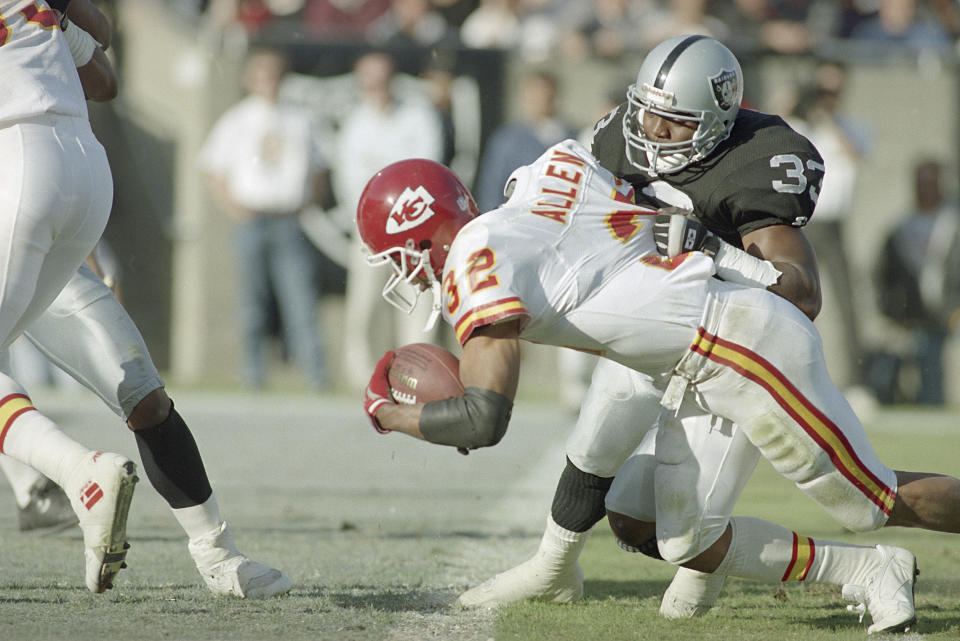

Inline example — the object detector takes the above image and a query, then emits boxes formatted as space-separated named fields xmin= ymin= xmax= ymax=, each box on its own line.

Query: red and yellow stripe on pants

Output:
xmin=691 ymin=328 xmax=896 ymax=516
xmin=781 ymin=532 xmax=815 ymax=581
xmin=0 ymin=393 xmax=36 ymax=453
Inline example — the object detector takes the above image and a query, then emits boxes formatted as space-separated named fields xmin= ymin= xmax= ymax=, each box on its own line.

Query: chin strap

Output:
xmin=424 ymin=280 xmax=441 ymax=331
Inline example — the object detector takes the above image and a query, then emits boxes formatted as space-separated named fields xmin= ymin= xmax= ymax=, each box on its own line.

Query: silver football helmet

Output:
xmin=623 ymin=35 xmax=743 ymax=175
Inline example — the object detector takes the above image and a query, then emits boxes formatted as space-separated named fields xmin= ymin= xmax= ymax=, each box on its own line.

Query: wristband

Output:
xmin=62 ymin=17 xmax=97 ymax=67
xmin=713 ymin=240 xmax=782 ymax=289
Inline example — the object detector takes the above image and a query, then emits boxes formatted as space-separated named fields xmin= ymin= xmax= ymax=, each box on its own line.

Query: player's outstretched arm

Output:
xmin=366 ymin=320 xmax=521 ymax=449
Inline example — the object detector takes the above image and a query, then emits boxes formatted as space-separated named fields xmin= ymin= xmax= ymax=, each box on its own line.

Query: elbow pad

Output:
xmin=419 ymin=387 xmax=512 ymax=450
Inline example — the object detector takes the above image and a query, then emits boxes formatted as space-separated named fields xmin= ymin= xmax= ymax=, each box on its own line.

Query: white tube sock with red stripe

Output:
xmin=0 ymin=392 xmax=90 ymax=488
xmin=714 ymin=516 xmax=879 ymax=587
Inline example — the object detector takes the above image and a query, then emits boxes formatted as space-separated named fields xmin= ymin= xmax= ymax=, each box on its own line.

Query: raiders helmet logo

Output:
xmin=386 ymin=186 xmax=437 ymax=233
xmin=709 ymin=68 xmax=739 ymax=111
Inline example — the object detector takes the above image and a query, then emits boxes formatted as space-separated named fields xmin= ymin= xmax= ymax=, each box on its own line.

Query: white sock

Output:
xmin=0 ymin=395 xmax=89 ymax=487
xmin=173 ymin=493 xmax=225 ymax=541
xmin=715 ymin=516 xmax=880 ymax=587
xmin=536 ymin=516 xmax=590 ymax=569
xmin=0 ymin=453 xmax=45 ymax=507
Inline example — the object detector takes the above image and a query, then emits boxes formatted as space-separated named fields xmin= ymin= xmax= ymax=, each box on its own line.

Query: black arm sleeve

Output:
xmin=419 ymin=387 xmax=513 ymax=450
xmin=48 ymin=0 xmax=72 ymax=13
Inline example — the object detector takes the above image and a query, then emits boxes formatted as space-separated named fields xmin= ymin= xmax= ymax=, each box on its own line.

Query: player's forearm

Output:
xmin=768 ymin=260 xmax=822 ymax=321
xmin=66 ymin=0 xmax=111 ymax=49
xmin=374 ymin=403 xmax=425 ymax=439
xmin=77 ymin=47 xmax=117 ymax=102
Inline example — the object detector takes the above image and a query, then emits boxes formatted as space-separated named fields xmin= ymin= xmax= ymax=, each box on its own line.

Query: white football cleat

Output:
xmin=660 ymin=567 xmax=725 ymax=619
xmin=458 ymin=556 xmax=583 ymax=608
xmin=842 ymin=545 xmax=918 ymax=635
xmin=189 ymin=521 xmax=292 ymax=598
xmin=64 ymin=451 xmax=138 ymax=593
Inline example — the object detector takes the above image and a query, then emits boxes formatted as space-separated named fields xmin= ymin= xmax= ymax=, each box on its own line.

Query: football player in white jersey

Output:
xmin=0 ymin=0 xmax=138 ymax=593
xmin=357 ymin=142 xmax=960 ymax=633
xmin=0 ymin=0 xmax=292 ymax=598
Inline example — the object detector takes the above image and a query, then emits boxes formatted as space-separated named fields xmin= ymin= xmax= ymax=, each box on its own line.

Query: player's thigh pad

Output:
xmin=675 ymin=283 xmax=896 ymax=532
xmin=565 ymin=359 xmax=663 ymax=477
xmin=24 ymin=264 xmax=162 ymax=420
xmin=0 ymin=118 xmax=111 ymax=349
xmin=653 ymin=403 xmax=760 ymax=564
xmin=605 ymin=426 xmax=657 ymax=522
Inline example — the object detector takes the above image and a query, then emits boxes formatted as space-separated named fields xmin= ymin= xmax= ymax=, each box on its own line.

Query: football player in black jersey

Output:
xmin=459 ymin=34 xmax=827 ymax=617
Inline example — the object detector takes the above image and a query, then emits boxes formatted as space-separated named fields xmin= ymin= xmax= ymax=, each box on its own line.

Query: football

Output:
xmin=388 ymin=343 xmax=464 ymax=404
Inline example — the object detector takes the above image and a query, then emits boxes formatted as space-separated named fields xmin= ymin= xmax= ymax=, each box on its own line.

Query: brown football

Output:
xmin=388 ymin=343 xmax=464 ymax=404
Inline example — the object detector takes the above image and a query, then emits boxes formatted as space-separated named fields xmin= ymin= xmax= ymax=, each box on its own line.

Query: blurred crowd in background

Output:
xmin=23 ymin=0 xmax=960 ymax=410
xmin=169 ymin=0 xmax=960 ymax=61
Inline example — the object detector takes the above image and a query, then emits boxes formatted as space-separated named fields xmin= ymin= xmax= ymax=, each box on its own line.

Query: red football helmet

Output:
xmin=357 ymin=158 xmax=479 ymax=323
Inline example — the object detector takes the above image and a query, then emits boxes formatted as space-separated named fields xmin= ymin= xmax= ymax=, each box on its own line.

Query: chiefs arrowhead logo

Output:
xmin=386 ymin=186 xmax=437 ymax=234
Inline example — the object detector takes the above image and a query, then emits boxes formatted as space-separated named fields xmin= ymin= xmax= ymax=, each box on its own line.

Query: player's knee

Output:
xmin=127 ymin=388 xmax=172 ymax=431
xmin=607 ymin=510 xmax=662 ymax=560
xmin=607 ymin=510 xmax=653 ymax=544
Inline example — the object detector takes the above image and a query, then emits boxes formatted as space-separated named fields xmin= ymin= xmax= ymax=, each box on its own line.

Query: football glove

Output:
xmin=653 ymin=208 xmax=720 ymax=258
xmin=363 ymin=350 xmax=396 ymax=434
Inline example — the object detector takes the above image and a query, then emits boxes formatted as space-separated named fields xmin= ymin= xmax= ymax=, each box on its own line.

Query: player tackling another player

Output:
xmin=357 ymin=138 xmax=960 ymax=633
xmin=459 ymin=34 xmax=827 ymax=619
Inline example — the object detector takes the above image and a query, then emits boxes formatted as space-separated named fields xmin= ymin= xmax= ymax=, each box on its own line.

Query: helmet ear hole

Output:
xmin=419 ymin=239 xmax=433 ymax=251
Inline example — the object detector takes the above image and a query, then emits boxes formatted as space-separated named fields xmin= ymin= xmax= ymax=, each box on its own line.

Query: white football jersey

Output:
xmin=441 ymin=139 xmax=717 ymax=379
xmin=0 ymin=0 xmax=87 ymax=123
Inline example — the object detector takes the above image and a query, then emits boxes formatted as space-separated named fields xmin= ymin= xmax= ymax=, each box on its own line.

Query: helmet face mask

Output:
xmin=363 ymin=239 xmax=435 ymax=316
xmin=623 ymin=35 xmax=743 ymax=175
xmin=357 ymin=158 xmax=479 ymax=326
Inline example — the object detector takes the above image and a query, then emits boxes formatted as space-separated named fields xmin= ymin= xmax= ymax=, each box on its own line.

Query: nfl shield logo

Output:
xmin=709 ymin=68 xmax=738 ymax=111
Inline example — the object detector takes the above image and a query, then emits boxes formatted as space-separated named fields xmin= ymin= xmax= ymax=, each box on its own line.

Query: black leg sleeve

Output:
xmin=133 ymin=402 xmax=213 ymax=509
xmin=550 ymin=457 xmax=614 ymax=532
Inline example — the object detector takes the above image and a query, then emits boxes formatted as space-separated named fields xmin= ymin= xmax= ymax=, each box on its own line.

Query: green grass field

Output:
xmin=0 ymin=389 xmax=958 ymax=640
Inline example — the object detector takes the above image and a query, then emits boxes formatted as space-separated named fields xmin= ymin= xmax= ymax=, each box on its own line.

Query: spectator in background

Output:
xmin=365 ymin=0 xmax=451 ymax=47
xmin=874 ymin=158 xmax=960 ymax=405
xmin=199 ymin=46 xmax=330 ymax=391
xmin=639 ymin=0 xmax=730 ymax=51
xmin=474 ymin=70 xmax=575 ymax=211
xmin=301 ymin=0 xmax=391 ymax=39
xmin=459 ymin=0 xmax=522 ymax=49
xmin=714 ymin=0 xmax=843 ymax=54
xmin=556 ymin=0 xmax=656 ymax=61
xmin=789 ymin=60 xmax=873 ymax=396
xmin=849 ymin=0 xmax=953 ymax=54
xmin=333 ymin=51 xmax=444 ymax=389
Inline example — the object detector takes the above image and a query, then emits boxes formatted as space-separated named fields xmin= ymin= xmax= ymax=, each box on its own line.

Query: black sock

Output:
xmin=550 ymin=457 xmax=613 ymax=532
xmin=133 ymin=402 xmax=213 ymax=509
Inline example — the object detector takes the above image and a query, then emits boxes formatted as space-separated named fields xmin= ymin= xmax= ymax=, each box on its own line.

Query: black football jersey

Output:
xmin=591 ymin=105 xmax=823 ymax=249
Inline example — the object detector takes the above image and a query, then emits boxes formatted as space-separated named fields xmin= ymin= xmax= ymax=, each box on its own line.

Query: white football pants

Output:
xmin=607 ymin=281 xmax=897 ymax=564
xmin=0 ymin=115 xmax=111 ymax=354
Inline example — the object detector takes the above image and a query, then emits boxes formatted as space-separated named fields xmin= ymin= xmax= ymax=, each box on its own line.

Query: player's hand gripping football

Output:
xmin=363 ymin=350 xmax=396 ymax=434
xmin=653 ymin=207 xmax=720 ymax=258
